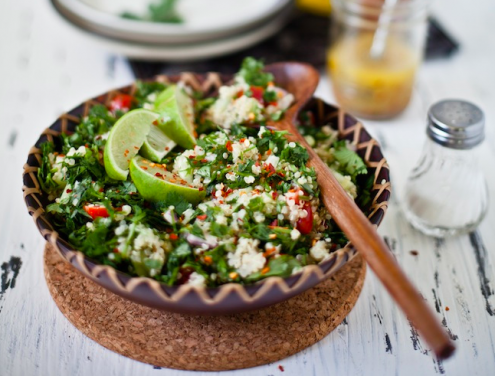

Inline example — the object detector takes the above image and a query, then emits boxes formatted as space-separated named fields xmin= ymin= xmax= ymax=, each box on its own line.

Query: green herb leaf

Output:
xmin=332 ymin=140 xmax=367 ymax=179
xmin=237 ymin=57 xmax=274 ymax=88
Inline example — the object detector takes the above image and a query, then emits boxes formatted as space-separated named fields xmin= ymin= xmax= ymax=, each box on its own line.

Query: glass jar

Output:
xmin=403 ymin=100 xmax=489 ymax=237
xmin=328 ymin=0 xmax=429 ymax=119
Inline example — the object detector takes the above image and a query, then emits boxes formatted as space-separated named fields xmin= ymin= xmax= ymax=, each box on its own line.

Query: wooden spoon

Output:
xmin=265 ymin=62 xmax=456 ymax=360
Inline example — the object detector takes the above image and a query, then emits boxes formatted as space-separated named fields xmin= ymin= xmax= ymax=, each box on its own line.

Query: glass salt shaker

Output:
xmin=403 ymin=99 xmax=489 ymax=237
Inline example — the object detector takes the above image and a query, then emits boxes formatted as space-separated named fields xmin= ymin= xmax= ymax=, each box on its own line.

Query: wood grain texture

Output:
xmin=1 ymin=0 xmax=495 ymax=375
xmin=43 ymin=243 xmax=365 ymax=371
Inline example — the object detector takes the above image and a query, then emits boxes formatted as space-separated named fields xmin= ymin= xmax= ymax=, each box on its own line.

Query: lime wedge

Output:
xmin=140 ymin=125 xmax=177 ymax=162
xmin=104 ymin=109 xmax=158 ymax=181
xmin=129 ymin=155 xmax=206 ymax=204
xmin=154 ymin=85 xmax=196 ymax=149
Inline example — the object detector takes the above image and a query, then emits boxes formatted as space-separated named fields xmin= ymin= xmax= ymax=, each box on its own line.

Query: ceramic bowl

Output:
xmin=23 ymin=72 xmax=391 ymax=315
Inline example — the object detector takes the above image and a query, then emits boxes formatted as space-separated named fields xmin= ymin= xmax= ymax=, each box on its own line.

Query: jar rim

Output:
xmin=332 ymin=0 xmax=430 ymax=25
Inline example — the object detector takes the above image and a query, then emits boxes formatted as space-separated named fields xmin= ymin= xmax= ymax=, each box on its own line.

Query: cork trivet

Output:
xmin=44 ymin=243 xmax=366 ymax=371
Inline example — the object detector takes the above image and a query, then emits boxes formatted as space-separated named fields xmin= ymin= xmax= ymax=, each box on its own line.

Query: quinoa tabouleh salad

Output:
xmin=38 ymin=58 xmax=372 ymax=287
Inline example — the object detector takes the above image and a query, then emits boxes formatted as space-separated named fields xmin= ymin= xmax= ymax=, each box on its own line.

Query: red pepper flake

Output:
xmin=152 ymin=120 xmax=159 ymax=126
xmin=272 ymin=191 xmax=278 ymax=200
xmin=226 ymin=140 xmax=233 ymax=152
xmin=165 ymin=146 xmax=170 ymax=151
xmin=197 ymin=214 xmax=207 ymax=220
xmin=239 ymin=138 xmax=246 ymax=143
xmin=99 ymin=187 xmax=104 ymax=192
xmin=263 ymin=248 xmax=276 ymax=257
xmin=236 ymin=90 xmax=244 ymax=98
xmin=204 ymin=256 xmax=213 ymax=265
xmin=133 ymin=146 xmax=139 ymax=150
xmin=410 ymin=250 xmax=419 ymax=256
xmin=261 ymin=267 xmax=270 ymax=275
xmin=278 ymin=365 xmax=284 ymax=372
xmin=141 ymin=166 xmax=148 ymax=170
xmin=113 ymin=248 xmax=119 ymax=253
xmin=169 ymin=233 xmax=179 ymax=240
xmin=266 ymin=149 xmax=272 ymax=155
xmin=199 ymin=187 xmax=204 ymax=191
xmin=66 ymin=189 xmax=73 ymax=193
xmin=200 ymin=159 xmax=208 ymax=163
xmin=445 ymin=306 xmax=450 ymax=311
xmin=188 ymin=155 xmax=196 ymax=159
xmin=155 ymin=172 xmax=163 ymax=178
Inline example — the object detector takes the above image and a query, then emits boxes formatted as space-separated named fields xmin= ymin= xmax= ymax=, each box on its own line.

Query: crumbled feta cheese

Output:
xmin=115 ymin=221 xmax=128 ymax=236
xmin=227 ymin=238 xmax=265 ymax=278
xmin=181 ymin=208 xmax=195 ymax=224
xmin=265 ymin=155 xmax=280 ymax=169
xmin=205 ymin=152 xmax=217 ymax=162
xmin=291 ymin=228 xmax=301 ymax=240
xmin=253 ymin=212 xmax=265 ymax=223
xmin=244 ymin=176 xmax=255 ymax=184
xmin=310 ymin=240 xmax=330 ymax=262
xmin=251 ymin=164 xmax=261 ymax=175
xmin=194 ymin=145 xmax=205 ymax=156
xmin=187 ymin=272 xmax=206 ymax=287
xmin=216 ymin=214 xmax=228 ymax=225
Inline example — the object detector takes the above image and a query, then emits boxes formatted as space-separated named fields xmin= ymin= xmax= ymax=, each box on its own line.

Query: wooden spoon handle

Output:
xmin=286 ymin=126 xmax=455 ymax=359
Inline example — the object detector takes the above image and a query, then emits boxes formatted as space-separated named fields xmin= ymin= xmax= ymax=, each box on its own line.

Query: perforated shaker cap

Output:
xmin=427 ymin=99 xmax=485 ymax=149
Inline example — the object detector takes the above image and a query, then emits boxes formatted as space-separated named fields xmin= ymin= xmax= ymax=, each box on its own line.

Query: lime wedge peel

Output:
xmin=104 ymin=109 xmax=159 ymax=181
xmin=154 ymin=85 xmax=197 ymax=149
xmin=129 ymin=155 xmax=206 ymax=204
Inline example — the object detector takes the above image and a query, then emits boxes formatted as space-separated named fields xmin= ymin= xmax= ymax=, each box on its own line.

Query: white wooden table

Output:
xmin=1 ymin=0 xmax=495 ymax=375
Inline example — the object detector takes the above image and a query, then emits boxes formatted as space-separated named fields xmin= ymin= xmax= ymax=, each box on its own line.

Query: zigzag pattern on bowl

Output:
xmin=23 ymin=72 xmax=390 ymax=311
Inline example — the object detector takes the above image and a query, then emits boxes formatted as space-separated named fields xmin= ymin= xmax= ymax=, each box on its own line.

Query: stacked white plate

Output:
xmin=51 ymin=0 xmax=294 ymax=61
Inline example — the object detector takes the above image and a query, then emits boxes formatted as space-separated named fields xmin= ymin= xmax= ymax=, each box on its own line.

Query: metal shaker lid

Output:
xmin=427 ymin=99 xmax=485 ymax=149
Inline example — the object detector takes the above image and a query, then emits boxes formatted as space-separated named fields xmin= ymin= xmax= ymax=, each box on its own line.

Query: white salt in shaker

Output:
xmin=403 ymin=99 xmax=489 ymax=237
